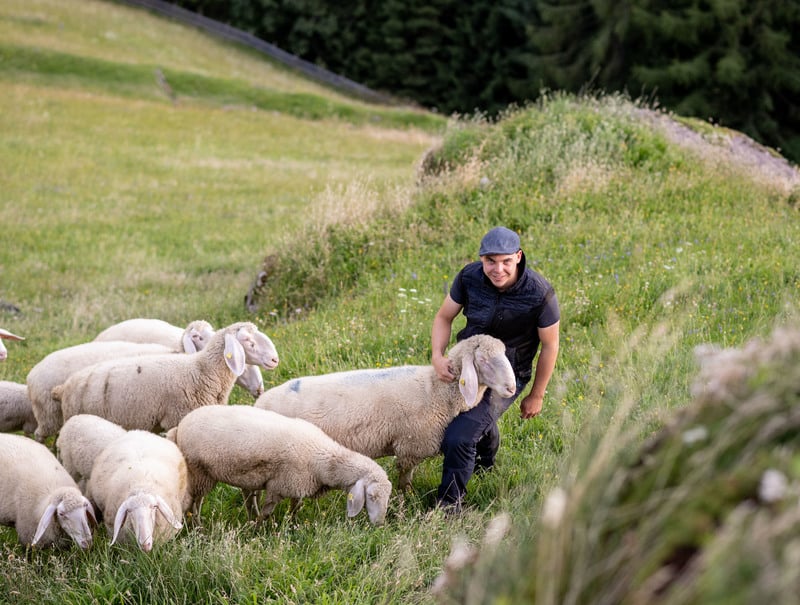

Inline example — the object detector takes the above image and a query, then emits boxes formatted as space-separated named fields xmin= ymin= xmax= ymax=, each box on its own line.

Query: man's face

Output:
xmin=481 ymin=250 xmax=522 ymax=291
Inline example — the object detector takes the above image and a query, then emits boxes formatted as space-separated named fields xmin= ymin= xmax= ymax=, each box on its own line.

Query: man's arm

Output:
xmin=431 ymin=294 xmax=463 ymax=382
xmin=519 ymin=321 xmax=560 ymax=419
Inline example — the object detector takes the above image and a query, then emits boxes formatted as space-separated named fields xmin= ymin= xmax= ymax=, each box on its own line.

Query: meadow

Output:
xmin=1 ymin=0 xmax=799 ymax=603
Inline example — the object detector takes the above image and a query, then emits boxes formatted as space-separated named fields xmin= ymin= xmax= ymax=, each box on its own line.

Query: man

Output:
xmin=431 ymin=226 xmax=560 ymax=511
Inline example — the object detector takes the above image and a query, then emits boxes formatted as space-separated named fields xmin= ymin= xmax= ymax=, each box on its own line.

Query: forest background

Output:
xmin=170 ymin=0 xmax=800 ymax=164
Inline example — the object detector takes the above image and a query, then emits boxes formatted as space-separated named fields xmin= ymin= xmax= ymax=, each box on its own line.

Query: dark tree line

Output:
xmin=171 ymin=0 xmax=800 ymax=163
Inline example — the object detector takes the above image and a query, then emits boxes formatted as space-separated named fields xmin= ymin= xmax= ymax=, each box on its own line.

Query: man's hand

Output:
xmin=520 ymin=393 xmax=544 ymax=419
xmin=433 ymin=355 xmax=455 ymax=382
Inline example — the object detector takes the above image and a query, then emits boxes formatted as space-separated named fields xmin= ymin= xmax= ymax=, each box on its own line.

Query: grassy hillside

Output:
xmin=1 ymin=1 xmax=799 ymax=603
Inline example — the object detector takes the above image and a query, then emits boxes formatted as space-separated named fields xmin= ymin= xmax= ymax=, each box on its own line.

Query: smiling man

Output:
xmin=431 ymin=226 xmax=561 ymax=512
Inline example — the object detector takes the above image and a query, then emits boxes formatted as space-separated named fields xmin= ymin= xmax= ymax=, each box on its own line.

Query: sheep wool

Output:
xmin=93 ymin=318 xmax=264 ymax=399
xmin=56 ymin=414 xmax=128 ymax=492
xmin=53 ymin=322 xmax=279 ymax=434
xmin=86 ymin=430 xmax=191 ymax=552
xmin=171 ymin=404 xmax=392 ymax=525
xmin=255 ymin=334 xmax=516 ymax=489
xmin=27 ymin=341 xmax=175 ymax=442
xmin=0 ymin=380 xmax=37 ymax=436
xmin=0 ymin=433 xmax=96 ymax=549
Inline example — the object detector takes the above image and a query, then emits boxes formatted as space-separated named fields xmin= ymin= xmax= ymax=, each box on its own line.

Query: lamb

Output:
xmin=86 ymin=430 xmax=190 ymax=552
xmin=27 ymin=341 xmax=175 ymax=442
xmin=169 ymin=404 xmax=392 ymax=525
xmin=0 ymin=380 xmax=37 ymax=436
xmin=56 ymin=414 xmax=128 ymax=492
xmin=255 ymin=334 xmax=516 ymax=490
xmin=94 ymin=318 xmax=265 ymax=398
xmin=0 ymin=328 xmax=24 ymax=362
xmin=53 ymin=322 xmax=279 ymax=434
xmin=0 ymin=433 xmax=96 ymax=549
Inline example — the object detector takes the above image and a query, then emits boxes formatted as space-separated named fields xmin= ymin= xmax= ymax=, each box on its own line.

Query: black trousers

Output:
xmin=437 ymin=381 xmax=524 ymax=506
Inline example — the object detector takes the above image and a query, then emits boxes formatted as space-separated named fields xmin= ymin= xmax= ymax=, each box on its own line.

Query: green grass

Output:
xmin=1 ymin=1 xmax=799 ymax=603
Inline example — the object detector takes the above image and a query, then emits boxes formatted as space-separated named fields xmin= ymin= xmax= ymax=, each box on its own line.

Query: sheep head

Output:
xmin=347 ymin=476 xmax=392 ymax=525
xmin=32 ymin=488 xmax=96 ymax=550
xmin=111 ymin=493 xmax=182 ymax=552
xmin=448 ymin=335 xmax=516 ymax=410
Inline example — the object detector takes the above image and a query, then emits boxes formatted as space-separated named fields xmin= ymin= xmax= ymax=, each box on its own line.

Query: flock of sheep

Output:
xmin=0 ymin=319 xmax=516 ymax=552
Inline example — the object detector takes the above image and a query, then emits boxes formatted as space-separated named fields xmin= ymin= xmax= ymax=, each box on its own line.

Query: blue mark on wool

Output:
xmin=342 ymin=366 xmax=418 ymax=384
xmin=289 ymin=380 xmax=301 ymax=393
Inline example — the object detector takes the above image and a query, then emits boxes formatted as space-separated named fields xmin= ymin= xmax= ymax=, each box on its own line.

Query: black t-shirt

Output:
xmin=450 ymin=254 xmax=559 ymax=381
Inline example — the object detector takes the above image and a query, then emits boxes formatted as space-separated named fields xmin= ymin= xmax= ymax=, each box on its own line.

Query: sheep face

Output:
xmin=32 ymin=489 xmax=96 ymax=550
xmin=347 ymin=477 xmax=392 ymax=525
xmin=231 ymin=324 xmax=279 ymax=371
xmin=181 ymin=320 xmax=214 ymax=353
xmin=451 ymin=335 xmax=516 ymax=410
xmin=111 ymin=493 xmax=182 ymax=552
xmin=237 ymin=364 xmax=264 ymax=398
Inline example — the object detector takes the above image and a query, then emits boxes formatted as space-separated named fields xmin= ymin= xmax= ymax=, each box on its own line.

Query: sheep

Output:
xmin=255 ymin=334 xmax=516 ymax=490
xmin=0 ymin=433 xmax=96 ymax=549
xmin=53 ymin=322 xmax=279 ymax=434
xmin=56 ymin=414 xmax=127 ymax=492
xmin=86 ymin=430 xmax=190 ymax=552
xmin=0 ymin=328 xmax=24 ymax=362
xmin=94 ymin=318 xmax=265 ymax=398
xmin=169 ymin=404 xmax=392 ymax=525
xmin=27 ymin=341 xmax=176 ymax=442
xmin=0 ymin=380 xmax=37 ymax=436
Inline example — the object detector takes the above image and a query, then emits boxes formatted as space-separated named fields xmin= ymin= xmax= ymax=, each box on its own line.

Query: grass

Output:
xmin=1 ymin=1 xmax=799 ymax=603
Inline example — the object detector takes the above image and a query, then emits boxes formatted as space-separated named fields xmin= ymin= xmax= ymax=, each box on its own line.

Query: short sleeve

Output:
xmin=538 ymin=289 xmax=560 ymax=327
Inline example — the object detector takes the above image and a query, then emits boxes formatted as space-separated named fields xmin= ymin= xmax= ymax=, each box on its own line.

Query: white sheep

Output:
xmin=169 ymin=404 xmax=392 ymax=525
xmin=27 ymin=341 xmax=175 ymax=442
xmin=86 ymin=430 xmax=190 ymax=552
xmin=56 ymin=414 xmax=128 ymax=492
xmin=0 ymin=433 xmax=96 ymax=549
xmin=0 ymin=328 xmax=24 ymax=362
xmin=94 ymin=317 xmax=265 ymax=399
xmin=0 ymin=380 xmax=37 ymax=436
xmin=54 ymin=322 xmax=279 ymax=434
xmin=255 ymin=334 xmax=516 ymax=490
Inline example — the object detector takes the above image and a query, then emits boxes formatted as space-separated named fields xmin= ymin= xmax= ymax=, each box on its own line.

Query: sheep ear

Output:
xmin=0 ymin=329 xmax=24 ymax=341
xmin=458 ymin=351 xmax=479 ymax=408
xmin=182 ymin=332 xmax=198 ymax=353
xmin=223 ymin=333 xmax=246 ymax=377
xmin=111 ymin=502 xmax=130 ymax=545
xmin=346 ymin=479 xmax=366 ymax=518
xmin=85 ymin=499 xmax=98 ymax=527
xmin=155 ymin=495 xmax=182 ymax=530
xmin=31 ymin=503 xmax=58 ymax=546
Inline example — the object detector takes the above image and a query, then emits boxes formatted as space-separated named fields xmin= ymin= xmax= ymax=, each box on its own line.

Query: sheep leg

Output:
xmin=255 ymin=494 xmax=280 ymax=524
xmin=397 ymin=460 xmax=416 ymax=491
xmin=242 ymin=488 xmax=263 ymax=519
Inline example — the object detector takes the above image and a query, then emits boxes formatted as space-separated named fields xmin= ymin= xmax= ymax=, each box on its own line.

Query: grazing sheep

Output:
xmin=0 ymin=380 xmax=37 ymax=436
xmin=255 ymin=334 xmax=516 ymax=489
xmin=27 ymin=341 xmax=175 ymax=442
xmin=94 ymin=318 xmax=265 ymax=399
xmin=0 ymin=433 xmax=96 ymax=549
xmin=86 ymin=430 xmax=190 ymax=552
xmin=54 ymin=322 xmax=279 ymax=434
xmin=94 ymin=318 xmax=214 ymax=353
xmin=56 ymin=414 xmax=127 ymax=492
xmin=0 ymin=328 xmax=24 ymax=362
xmin=170 ymin=405 xmax=392 ymax=525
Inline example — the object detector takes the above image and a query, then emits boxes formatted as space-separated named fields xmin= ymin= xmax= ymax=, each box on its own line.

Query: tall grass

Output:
xmin=1 ymin=1 xmax=799 ymax=603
